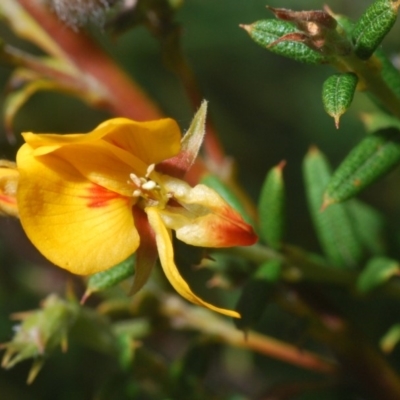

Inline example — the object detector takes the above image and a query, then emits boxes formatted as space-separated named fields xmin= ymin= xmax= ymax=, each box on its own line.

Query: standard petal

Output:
xmin=145 ymin=206 xmax=240 ymax=318
xmin=48 ymin=141 xmax=147 ymax=197
xmin=22 ymin=117 xmax=182 ymax=167
xmin=158 ymin=176 xmax=257 ymax=247
xmin=98 ymin=118 xmax=182 ymax=165
xmin=16 ymin=145 xmax=139 ymax=275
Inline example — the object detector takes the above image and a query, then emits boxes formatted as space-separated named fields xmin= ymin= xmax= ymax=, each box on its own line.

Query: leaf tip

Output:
xmin=277 ymin=159 xmax=287 ymax=170
xmin=320 ymin=194 xmax=334 ymax=211
xmin=80 ymin=289 xmax=92 ymax=305
xmin=334 ymin=115 xmax=341 ymax=129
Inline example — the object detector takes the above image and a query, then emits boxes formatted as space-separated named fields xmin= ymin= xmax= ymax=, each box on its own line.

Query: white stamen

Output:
xmin=142 ymin=180 xmax=157 ymax=190
xmin=133 ymin=189 xmax=142 ymax=197
xmin=129 ymin=173 xmax=142 ymax=187
xmin=146 ymin=163 xmax=155 ymax=177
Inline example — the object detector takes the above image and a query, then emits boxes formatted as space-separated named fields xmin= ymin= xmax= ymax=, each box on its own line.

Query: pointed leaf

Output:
xmin=356 ymin=256 xmax=400 ymax=293
xmin=83 ymin=255 xmax=135 ymax=301
xmin=303 ymin=147 xmax=363 ymax=268
xmin=241 ymin=19 xmax=329 ymax=64
xmin=352 ymin=0 xmax=400 ymax=60
xmin=345 ymin=199 xmax=386 ymax=255
xmin=258 ymin=161 xmax=286 ymax=249
xmin=324 ymin=128 xmax=400 ymax=206
xmin=322 ymin=72 xmax=358 ymax=128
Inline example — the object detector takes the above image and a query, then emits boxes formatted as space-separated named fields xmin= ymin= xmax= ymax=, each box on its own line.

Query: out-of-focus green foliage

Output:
xmin=2 ymin=0 xmax=400 ymax=399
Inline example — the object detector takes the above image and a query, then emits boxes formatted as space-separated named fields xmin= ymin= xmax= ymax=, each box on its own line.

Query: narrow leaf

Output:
xmin=352 ymin=0 xmax=400 ymax=60
xmin=240 ymin=19 xmax=329 ymax=64
xmin=324 ymin=128 xmax=400 ymax=206
xmin=83 ymin=255 xmax=135 ymax=302
xmin=303 ymin=147 xmax=363 ymax=268
xmin=375 ymin=49 xmax=400 ymax=100
xmin=258 ymin=161 xmax=286 ymax=249
xmin=346 ymin=199 xmax=386 ymax=255
xmin=356 ymin=256 xmax=400 ymax=293
xmin=322 ymin=72 xmax=358 ymax=128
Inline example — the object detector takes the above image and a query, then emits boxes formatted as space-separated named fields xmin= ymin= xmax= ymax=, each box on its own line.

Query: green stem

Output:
xmin=333 ymin=53 xmax=400 ymax=120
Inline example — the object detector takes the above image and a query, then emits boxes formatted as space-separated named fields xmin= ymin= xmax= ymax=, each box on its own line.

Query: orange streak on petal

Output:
xmin=0 ymin=194 xmax=17 ymax=205
xmin=79 ymin=184 xmax=129 ymax=208
xmin=218 ymin=206 xmax=258 ymax=246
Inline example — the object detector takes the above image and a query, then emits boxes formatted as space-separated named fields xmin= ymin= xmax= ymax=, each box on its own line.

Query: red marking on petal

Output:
xmin=0 ymin=194 xmax=16 ymax=205
xmin=218 ymin=207 xmax=258 ymax=246
xmin=80 ymin=184 xmax=126 ymax=208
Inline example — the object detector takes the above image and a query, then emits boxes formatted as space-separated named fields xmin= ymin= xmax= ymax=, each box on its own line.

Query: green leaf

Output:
xmin=352 ymin=0 xmax=400 ymax=60
xmin=375 ymin=49 xmax=400 ymax=100
xmin=241 ymin=19 xmax=329 ymax=64
xmin=323 ymin=128 xmax=400 ymax=206
xmin=380 ymin=324 xmax=400 ymax=353
xmin=322 ymin=72 xmax=358 ymax=128
xmin=356 ymin=256 xmax=400 ymax=293
xmin=258 ymin=161 xmax=286 ymax=249
xmin=345 ymin=199 xmax=386 ymax=255
xmin=361 ymin=110 xmax=400 ymax=133
xmin=84 ymin=255 xmax=136 ymax=300
xmin=234 ymin=260 xmax=281 ymax=331
xmin=303 ymin=147 xmax=363 ymax=268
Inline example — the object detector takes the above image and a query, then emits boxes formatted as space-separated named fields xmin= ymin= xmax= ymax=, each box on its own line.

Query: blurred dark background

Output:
xmin=1 ymin=0 xmax=400 ymax=398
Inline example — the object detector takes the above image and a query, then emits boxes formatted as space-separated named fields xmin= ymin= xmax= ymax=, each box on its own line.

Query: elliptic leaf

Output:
xmin=258 ymin=161 xmax=286 ymax=249
xmin=324 ymin=128 xmax=400 ymax=206
xmin=241 ymin=19 xmax=329 ymax=64
xmin=352 ymin=0 xmax=400 ymax=60
xmin=322 ymin=72 xmax=358 ymax=128
xmin=303 ymin=147 xmax=363 ymax=268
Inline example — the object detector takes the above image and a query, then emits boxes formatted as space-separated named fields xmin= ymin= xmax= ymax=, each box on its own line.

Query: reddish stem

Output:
xmin=17 ymin=0 xmax=162 ymax=121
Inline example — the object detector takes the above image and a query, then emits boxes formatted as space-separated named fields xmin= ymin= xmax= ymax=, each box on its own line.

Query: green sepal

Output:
xmin=323 ymin=127 xmax=400 ymax=206
xmin=322 ymin=72 xmax=358 ymax=128
xmin=258 ymin=161 xmax=286 ymax=249
xmin=346 ymin=200 xmax=386 ymax=256
xmin=352 ymin=0 xmax=400 ymax=60
xmin=85 ymin=255 xmax=136 ymax=298
xmin=234 ymin=260 xmax=281 ymax=330
xmin=356 ymin=256 xmax=400 ymax=293
xmin=303 ymin=147 xmax=363 ymax=269
xmin=200 ymin=174 xmax=254 ymax=226
xmin=242 ymin=19 xmax=329 ymax=64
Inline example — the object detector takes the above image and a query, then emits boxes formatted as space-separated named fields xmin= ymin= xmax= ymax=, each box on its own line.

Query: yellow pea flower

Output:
xmin=15 ymin=106 xmax=257 ymax=317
